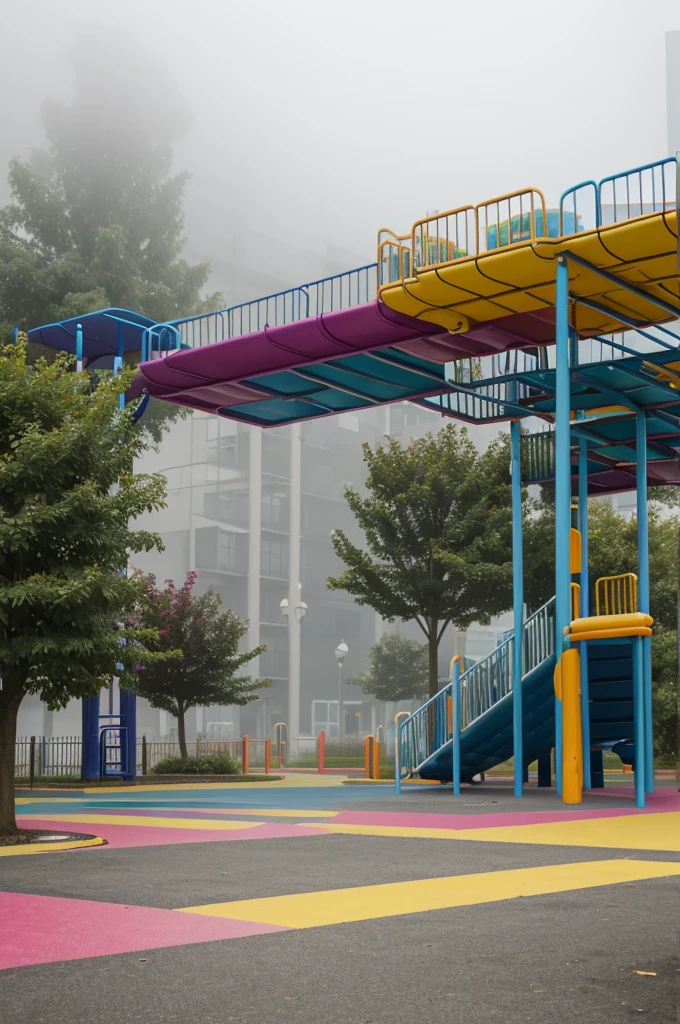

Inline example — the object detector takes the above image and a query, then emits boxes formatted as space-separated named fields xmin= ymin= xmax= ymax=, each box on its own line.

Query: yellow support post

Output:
xmin=560 ymin=648 xmax=583 ymax=804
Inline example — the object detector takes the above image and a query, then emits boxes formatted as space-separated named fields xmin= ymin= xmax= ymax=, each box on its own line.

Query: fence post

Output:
xmin=317 ymin=731 xmax=325 ymax=774
xmin=29 ymin=736 xmax=36 ymax=790
xmin=264 ymin=737 xmax=271 ymax=775
xmin=142 ymin=735 xmax=147 ymax=776
xmin=196 ymin=737 xmax=201 ymax=758
xmin=242 ymin=734 xmax=249 ymax=775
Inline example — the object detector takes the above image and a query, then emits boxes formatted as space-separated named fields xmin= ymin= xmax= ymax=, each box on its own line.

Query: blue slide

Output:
xmin=418 ymin=657 xmax=557 ymax=782
xmin=416 ymin=636 xmax=637 ymax=783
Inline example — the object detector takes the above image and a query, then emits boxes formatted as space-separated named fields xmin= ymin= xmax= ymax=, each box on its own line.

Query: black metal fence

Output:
xmin=15 ymin=736 xmax=82 ymax=778
xmin=15 ymin=736 xmax=253 ymax=779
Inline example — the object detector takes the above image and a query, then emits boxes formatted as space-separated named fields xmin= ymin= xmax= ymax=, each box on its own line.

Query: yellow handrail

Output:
xmin=570 ymin=582 xmax=581 ymax=620
xmin=595 ymin=573 xmax=638 ymax=616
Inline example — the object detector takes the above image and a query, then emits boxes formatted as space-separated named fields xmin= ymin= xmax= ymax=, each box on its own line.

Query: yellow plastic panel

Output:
xmin=570 ymin=528 xmax=582 ymax=575
xmin=570 ymin=612 xmax=653 ymax=633
xmin=570 ymin=626 xmax=652 ymax=642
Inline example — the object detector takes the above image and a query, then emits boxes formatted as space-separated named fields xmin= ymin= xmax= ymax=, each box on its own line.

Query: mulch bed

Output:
xmin=0 ymin=829 xmax=103 ymax=847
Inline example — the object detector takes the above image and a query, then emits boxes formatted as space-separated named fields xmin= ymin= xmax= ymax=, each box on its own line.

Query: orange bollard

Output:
xmin=317 ymin=731 xmax=325 ymax=773
xmin=241 ymin=734 xmax=249 ymax=776
xmin=264 ymin=737 xmax=271 ymax=775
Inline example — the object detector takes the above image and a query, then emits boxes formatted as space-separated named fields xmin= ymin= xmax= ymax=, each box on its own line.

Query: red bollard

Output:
xmin=317 ymin=731 xmax=325 ymax=774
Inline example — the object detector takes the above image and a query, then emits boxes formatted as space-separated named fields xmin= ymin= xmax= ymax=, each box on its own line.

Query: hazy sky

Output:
xmin=2 ymin=0 xmax=679 ymax=274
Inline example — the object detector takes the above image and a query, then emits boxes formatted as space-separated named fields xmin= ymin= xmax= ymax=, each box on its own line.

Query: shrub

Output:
xmin=150 ymin=753 xmax=240 ymax=775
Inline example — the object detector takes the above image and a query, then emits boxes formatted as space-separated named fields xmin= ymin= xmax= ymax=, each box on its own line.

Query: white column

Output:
xmin=287 ymin=423 xmax=302 ymax=743
xmin=248 ymin=427 xmax=262 ymax=678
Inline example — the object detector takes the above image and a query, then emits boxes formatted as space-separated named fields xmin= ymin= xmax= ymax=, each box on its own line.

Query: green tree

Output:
xmin=0 ymin=342 xmax=170 ymax=835
xmin=348 ymin=633 xmax=429 ymax=703
xmin=328 ymin=425 xmax=514 ymax=698
xmin=128 ymin=572 xmax=267 ymax=758
xmin=0 ymin=26 xmax=220 ymax=338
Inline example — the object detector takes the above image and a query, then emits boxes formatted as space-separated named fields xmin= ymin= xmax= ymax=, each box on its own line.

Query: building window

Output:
xmin=217 ymin=531 xmax=236 ymax=571
xmin=261 ymin=538 xmax=287 ymax=578
xmin=262 ymin=490 xmax=286 ymax=529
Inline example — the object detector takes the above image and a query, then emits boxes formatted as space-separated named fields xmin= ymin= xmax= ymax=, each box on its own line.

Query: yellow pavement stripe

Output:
xmin=307 ymin=811 xmax=680 ymax=853
xmin=450 ymin=812 xmax=680 ymax=853
xmin=0 ymin=837 xmax=105 ymax=857
xmin=88 ymin=774 xmax=348 ymax=793
xmin=178 ymin=859 xmax=680 ymax=928
xmin=32 ymin=813 xmax=262 ymax=831
xmin=168 ymin=808 xmax=339 ymax=818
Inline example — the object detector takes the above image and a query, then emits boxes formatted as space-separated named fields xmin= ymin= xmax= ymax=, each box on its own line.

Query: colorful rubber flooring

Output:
xmin=3 ymin=776 xmax=680 ymax=977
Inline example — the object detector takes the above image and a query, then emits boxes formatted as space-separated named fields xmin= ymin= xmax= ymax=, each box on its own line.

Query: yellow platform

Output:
xmin=380 ymin=209 xmax=678 ymax=337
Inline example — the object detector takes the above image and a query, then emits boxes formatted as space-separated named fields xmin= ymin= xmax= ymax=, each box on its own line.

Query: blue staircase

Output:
xmin=586 ymin=639 xmax=635 ymax=767
xmin=396 ymin=598 xmax=637 ymax=785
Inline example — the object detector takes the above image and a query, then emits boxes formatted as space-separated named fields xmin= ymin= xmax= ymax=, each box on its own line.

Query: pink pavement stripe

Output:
xmin=17 ymin=817 xmax=325 ymax=850
xmin=0 ymin=891 xmax=287 ymax=970
xmin=331 ymin=801 xmax=679 ymax=831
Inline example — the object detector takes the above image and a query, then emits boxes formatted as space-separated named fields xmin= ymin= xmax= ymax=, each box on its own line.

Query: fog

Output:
xmin=2 ymin=0 xmax=679 ymax=301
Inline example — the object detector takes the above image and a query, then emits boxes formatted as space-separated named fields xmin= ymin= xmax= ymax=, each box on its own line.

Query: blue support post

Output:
xmin=119 ymin=687 xmax=137 ymax=781
xmin=578 ymin=437 xmax=592 ymax=789
xmin=632 ymin=635 xmax=646 ymax=809
xmin=81 ymin=693 xmax=101 ymax=780
xmin=76 ymin=322 xmax=83 ymax=373
xmin=635 ymin=409 xmax=654 ymax=794
xmin=537 ymin=752 xmax=552 ymax=787
xmin=554 ymin=257 xmax=571 ymax=797
xmin=452 ymin=660 xmax=462 ymax=796
xmin=590 ymin=749 xmax=604 ymax=788
xmin=115 ymin=322 xmax=125 ymax=410
xmin=510 ymin=418 xmax=524 ymax=797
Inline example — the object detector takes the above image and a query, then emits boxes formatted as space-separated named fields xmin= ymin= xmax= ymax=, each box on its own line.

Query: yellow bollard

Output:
xmin=373 ymin=739 xmax=380 ymax=781
xmin=560 ymin=648 xmax=583 ymax=804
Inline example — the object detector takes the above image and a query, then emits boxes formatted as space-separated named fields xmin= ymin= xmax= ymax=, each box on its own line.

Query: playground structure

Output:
xmin=28 ymin=156 xmax=679 ymax=805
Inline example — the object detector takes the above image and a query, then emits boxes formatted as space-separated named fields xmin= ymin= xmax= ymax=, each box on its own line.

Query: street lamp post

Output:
xmin=334 ymin=640 xmax=348 ymax=740
xmin=280 ymin=584 xmax=307 ymax=747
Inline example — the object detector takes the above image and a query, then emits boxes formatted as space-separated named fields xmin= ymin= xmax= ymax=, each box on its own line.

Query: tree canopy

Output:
xmin=348 ymin=633 xmax=429 ymax=703
xmin=0 ymin=342 xmax=169 ymax=834
xmin=128 ymin=571 xmax=267 ymax=758
xmin=328 ymin=425 xmax=515 ymax=697
xmin=0 ymin=26 xmax=220 ymax=338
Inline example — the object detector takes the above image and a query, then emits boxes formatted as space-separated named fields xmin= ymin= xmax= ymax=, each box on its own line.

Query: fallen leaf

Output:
xmin=284 ymin=996 xmax=300 ymax=1001
xmin=633 ymin=971 xmax=656 ymax=977
xmin=139 ymin=958 xmax=148 ymax=963
xmin=628 ymin=885 xmax=637 ymax=888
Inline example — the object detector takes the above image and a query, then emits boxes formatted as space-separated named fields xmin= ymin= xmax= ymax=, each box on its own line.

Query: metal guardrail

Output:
xmin=381 ymin=157 xmax=677 ymax=287
xmin=396 ymin=597 xmax=556 ymax=780
xmin=141 ymin=264 xmax=378 ymax=359
xmin=595 ymin=573 xmax=638 ymax=616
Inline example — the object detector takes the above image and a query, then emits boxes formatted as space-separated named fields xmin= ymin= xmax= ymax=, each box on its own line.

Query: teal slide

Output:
xmin=418 ymin=656 xmax=557 ymax=782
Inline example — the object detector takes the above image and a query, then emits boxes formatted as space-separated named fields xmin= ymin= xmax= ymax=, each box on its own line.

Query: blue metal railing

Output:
xmin=141 ymin=264 xmax=378 ymax=360
xmin=560 ymin=157 xmax=676 ymax=232
xmin=396 ymin=597 xmax=555 ymax=782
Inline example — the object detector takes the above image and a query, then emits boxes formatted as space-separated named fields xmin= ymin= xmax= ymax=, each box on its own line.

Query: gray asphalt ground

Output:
xmin=2 ymin=783 xmax=679 ymax=1022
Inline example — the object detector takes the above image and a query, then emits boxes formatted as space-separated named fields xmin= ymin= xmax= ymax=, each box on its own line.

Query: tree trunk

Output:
xmin=0 ymin=692 xmax=22 ymax=835
xmin=428 ymin=624 xmax=439 ymax=699
xmin=176 ymin=706 xmax=188 ymax=759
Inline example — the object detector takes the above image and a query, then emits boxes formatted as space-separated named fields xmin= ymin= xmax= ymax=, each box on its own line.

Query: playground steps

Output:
xmin=586 ymin=640 xmax=635 ymax=754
